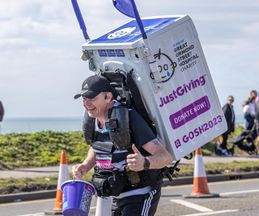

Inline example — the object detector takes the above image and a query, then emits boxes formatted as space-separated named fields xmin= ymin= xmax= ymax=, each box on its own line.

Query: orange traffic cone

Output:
xmin=185 ymin=148 xmax=219 ymax=198
xmin=45 ymin=149 xmax=70 ymax=215
xmin=54 ymin=149 xmax=70 ymax=211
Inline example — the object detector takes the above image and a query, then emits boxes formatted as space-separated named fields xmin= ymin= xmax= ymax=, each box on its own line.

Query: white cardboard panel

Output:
xmin=83 ymin=16 xmax=227 ymax=160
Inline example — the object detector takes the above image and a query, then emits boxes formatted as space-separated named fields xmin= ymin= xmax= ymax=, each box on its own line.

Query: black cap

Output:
xmin=74 ymin=75 xmax=116 ymax=99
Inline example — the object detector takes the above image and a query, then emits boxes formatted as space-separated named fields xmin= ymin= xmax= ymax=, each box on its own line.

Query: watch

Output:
xmin=143 ymin=157 xmax=150 ymax=170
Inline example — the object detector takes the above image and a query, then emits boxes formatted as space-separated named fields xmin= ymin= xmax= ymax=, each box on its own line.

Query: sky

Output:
xmin=0 ymin=0 xmax=259 ymax=118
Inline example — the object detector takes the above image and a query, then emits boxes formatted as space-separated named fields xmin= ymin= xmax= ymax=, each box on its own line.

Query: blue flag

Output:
xmin=112 ymin=0 xmax=135 ymax=18
xmin=112 ymin=0 xmax=147 ymax=39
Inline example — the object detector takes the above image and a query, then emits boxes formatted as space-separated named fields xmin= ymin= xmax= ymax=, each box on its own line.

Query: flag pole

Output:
xmin=129 ymin=0 xmax=161 ymax=85
xmin=129 ymin=0 xmax=147 ymax=39
xmin=71 ymin=0 xmax=90 ymax=40
xmin=112 ymin=0 xmax=162 ymax=85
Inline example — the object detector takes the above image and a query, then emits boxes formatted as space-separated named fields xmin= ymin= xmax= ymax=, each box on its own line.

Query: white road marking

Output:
xmin=170 ymin=199 xmax=213 ymax=212
xmin=180 ymin=209 xmax=239 ymax=216
xmin=220 ymin=189 xmax=259 ymax=196
xmin=170 ymin=199 xmax=239 ymax=216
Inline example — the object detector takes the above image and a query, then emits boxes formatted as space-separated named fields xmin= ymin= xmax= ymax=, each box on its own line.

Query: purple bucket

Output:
xmin=61 ymin=180 xmax=96 ymax=216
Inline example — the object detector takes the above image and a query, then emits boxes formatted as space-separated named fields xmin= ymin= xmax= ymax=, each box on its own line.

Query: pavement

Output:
xmin=0 ymin=155 xmax=259 ymax=203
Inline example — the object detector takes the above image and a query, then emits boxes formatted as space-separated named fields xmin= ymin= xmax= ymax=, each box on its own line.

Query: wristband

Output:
xmin=144 ymin=157 xmax=150 ymax=170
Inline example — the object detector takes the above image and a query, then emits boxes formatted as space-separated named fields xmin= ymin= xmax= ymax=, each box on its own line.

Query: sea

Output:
xmin=0 ymin=117 xmax=84 ymax=134
xmin=0 ymin=114 xmax=245 ymax=134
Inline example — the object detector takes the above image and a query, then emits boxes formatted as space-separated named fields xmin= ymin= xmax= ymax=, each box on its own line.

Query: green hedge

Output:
xmin=0 ymin=131 xmax=89 ymax=169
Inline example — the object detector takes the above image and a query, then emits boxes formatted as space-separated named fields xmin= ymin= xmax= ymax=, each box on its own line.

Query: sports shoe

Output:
xmin=215 ymin=147 xmax=233 ymax=157
xmin=243 ymin=142 xmax=256 ymax=155
xmin=246 ymin=142 xmax=253 ymax=147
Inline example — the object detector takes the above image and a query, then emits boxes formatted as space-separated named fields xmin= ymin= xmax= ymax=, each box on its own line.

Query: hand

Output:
xmin=126 ymin=144 xmax=145 ymax=171
xmin=72 ymin=163 xmax=87 ymax=179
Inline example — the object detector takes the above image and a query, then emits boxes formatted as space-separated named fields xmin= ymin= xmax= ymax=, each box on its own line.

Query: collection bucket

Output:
xmin=61 ymin=180 xmax=96 ymax=216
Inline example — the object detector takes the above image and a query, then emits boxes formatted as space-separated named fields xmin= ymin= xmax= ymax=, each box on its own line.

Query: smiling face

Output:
xmin=83 ymin=92 xmax=112 ymax=119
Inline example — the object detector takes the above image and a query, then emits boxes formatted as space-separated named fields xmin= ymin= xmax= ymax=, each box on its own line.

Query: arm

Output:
xmin=222 ymin=104 xmax=228 ymax=117
xmin=126 ymin=139 xmax=172 ymax=172
xmin=72 ymin=147 xmax=96 ymax=179
xmin=127 ymin=109 xmax=172 ymax=171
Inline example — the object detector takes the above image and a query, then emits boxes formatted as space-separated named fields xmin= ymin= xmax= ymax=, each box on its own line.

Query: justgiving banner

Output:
xmin=147 ymin=17 xmax=227 ymax=159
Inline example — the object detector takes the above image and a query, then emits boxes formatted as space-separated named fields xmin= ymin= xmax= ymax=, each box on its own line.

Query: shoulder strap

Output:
xmin=82 ymin=111 xmax=95 ymax=144
xmin=126 ymin=71 xmax=156 ymax=134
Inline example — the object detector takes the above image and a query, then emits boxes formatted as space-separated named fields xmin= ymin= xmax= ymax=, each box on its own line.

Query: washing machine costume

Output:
xmin=71 ymin=0 xmax=227 ymax=215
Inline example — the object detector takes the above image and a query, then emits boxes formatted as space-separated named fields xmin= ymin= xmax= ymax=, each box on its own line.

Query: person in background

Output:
xmin=250 ymin=90 xmax=257 ymax=100
xmin=249 ymin=90 xmax=258 ymax=118
xmin=255 ymin=96 xmax=259 ymax=151
xmin=0 ymin=101 xmax=4 ymax=133
xmin=216 ymin=95 xmax=235 ymax=156
xmin=243 ymin=96 xmax=256 ymax=130
xmin=231 ymin=91 xmax=258 ymax=155
xmin=72 ymin=75 xmax=172 ymax=216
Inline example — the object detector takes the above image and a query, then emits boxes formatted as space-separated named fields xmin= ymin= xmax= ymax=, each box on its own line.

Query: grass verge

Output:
xmin=1 ymin=161 xmax=259 ymax=195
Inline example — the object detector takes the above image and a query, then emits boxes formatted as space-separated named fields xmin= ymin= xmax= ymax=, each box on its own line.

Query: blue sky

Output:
xmin=0 ymin=0 xmax=259 ymax=118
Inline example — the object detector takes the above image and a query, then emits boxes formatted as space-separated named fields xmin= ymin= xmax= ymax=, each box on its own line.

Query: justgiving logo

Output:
xmin=107 ymin=27 xmax=136 ymax=39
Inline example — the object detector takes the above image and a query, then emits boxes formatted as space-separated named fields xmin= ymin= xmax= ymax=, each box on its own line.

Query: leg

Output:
xmin=216 ymin=133 xmax=233 ymax=156
xmin=219 ymin=132 xmax=228 ymax=149
xmin=112 ymin=188 xmax=161 ymax=216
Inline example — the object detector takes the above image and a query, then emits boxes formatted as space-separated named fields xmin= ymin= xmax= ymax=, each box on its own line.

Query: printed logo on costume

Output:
xmin=150 ymin=49 xmax=177 ymax=83
xmin=108 ymin=27 xmax=136 ymax=39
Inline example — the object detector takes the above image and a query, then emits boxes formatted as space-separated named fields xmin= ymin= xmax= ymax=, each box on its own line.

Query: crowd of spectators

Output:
xmin=216 ymin=90 xmax=259 ymax=156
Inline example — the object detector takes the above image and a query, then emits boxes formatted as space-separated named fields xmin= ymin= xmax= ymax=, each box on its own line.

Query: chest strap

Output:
xmin=82 ymin=112 xmax=95 ymax=144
